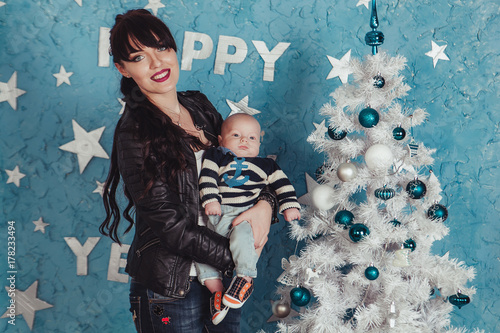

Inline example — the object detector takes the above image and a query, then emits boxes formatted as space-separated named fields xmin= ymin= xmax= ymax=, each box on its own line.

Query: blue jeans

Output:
xmin=196 ymin=205 xmax=258 ymax=283
xmin=129 ymin=278 xmax=241 ymax=332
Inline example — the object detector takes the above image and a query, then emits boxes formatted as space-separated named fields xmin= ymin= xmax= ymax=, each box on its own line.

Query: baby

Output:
xmin=197 ymin=113 xmax=301 ymax=324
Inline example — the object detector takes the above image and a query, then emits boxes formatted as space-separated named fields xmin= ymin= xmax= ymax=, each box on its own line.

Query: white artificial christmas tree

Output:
xmin=272 ymin=2 xmax=480 ymax=332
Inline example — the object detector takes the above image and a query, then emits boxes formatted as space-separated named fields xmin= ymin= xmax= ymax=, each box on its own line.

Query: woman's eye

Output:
xmin=158 ymin=46 xmax=167 ymax=51
xmin=132 ymin=55 xmax=144 ymax=62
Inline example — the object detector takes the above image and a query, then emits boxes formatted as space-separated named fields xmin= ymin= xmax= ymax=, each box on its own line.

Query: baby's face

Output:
xmin=218 ymin=114 xmax=261 ymax=158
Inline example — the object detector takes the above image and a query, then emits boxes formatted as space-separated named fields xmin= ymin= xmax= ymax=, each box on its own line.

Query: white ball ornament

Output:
xmin=364 ymin=144 xmax=394 ymax=170
xmin=337 ymin=162 xmax=358 ymax=182
xmin=311 ymin=185 xmax=336 ymax=211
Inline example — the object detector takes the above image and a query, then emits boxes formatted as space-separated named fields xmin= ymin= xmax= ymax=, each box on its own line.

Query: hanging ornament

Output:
xmin=305 ymin=267 xmax=322 ymax=286
xmin=327 ymin=127 xmax=347 ymax=140
xmin=403 ymin=239 xmax=416 ymax=252
xmin=364 ymin=144 xmax=394 ymax=170
xmin=364 ymin=265 xmax=380 ymax=280
xmin=359 ymin=107 xmax=380 ymax=128
xmin=311 ymin=184 xmax=336 ymax=211
xmin=374 ymin=185 xmax=396 ymax=200
xmin=335 ymin=209 xmax=355 ymax=228
xmin=271 ymin=299 xmax=292 ymax=318
xmin=290 ymin=286 xmax=311 ymax=306
xmin=373 ymin=73 xmax=385 ymax=88
xmin=407 ymin=139 xmax=419 ymax=157
xmin=388 ymin=301 xmax=398 ymax=328
xmin=392 ymin=126 xmax=406 ymax=140
xmin=406 ymin=178 xmax=427 ymax=199
xmin=427 ymin=203 xmax=448 ymax=221
xmin=389 ymin=218 xmax=401 ymax=227
xmin=365 ymin=0 xmax=384 ymax=55
xmin=337 ymin=162 xmax=358 ymax=182
xmin=448 ymin=290 xmax=470 ymax=309
xmin=349 ymin=223 xmax=370 ymax=242
xmin=393 ymin=248 xmax=411 ymax=267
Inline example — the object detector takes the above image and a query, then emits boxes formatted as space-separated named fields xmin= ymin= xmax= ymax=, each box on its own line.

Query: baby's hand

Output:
xmin=205 ymin=201 xmax=222 ymax=216
xmin=283 ymin=208 xmax=301 ymax=222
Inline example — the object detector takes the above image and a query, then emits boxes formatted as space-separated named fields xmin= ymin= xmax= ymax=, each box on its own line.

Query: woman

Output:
xmin=99 ymin=9 xmax=277 ymax=333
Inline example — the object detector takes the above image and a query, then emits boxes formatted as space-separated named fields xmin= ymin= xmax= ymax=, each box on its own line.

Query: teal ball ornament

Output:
xmin=349 ymin=223 xmax=370 ymax=242
xmin=403 ymin=239 xmax=417 ymax=252
xmin=364 ymin=266 xmax=380 ymax=280
xmin=359 ymin=107 xmax=379 ymax=128
xmin=427 ymin=204 xmax=448 ymax=221
xmin=389 ymin=218 xmax=401 ymax=227
xmin=406 ymin=179 xmax=427 ymax=199
xmin=449 ymin=292 xmax=470 ymax=309
xmin=290 ymin=286 xmax=311 ymax=306
xmin=373 ymin=75 xmax=385 ymax=88
xmin=374 ymin=186 xmax=395 ymax=200
xmin=335 ymin=210 xmax=354 ymax=228
xmin=393 ymin=127 xmax=406 ymax=140
xmin=327 ymin=127 xmax=347 ymax=140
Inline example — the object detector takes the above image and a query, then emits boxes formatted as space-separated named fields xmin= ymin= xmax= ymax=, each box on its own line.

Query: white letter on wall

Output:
xmin=214 ymin=35 xmax=248 ymax=75
xmin=64 ymin=237 xmax=100 ymax=275
xmin=252 ymin=41 xmax=290 ymax=82
xmin=107 ymin=243 xmax=130 ymax=283
xmin=98 ymin=27 xmax=111 ymax=67
xmin=181 ymin=31 xmax=214 ymax=71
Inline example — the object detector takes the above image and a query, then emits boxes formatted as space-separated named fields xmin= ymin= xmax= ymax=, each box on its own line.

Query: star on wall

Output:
xmin=144 ymin=0 xmax=165 ymax=16
xmin=226 ymin=96 xmax=262 ymax=117
xmin=1 ymin=281 xmax=53 ymax=330
xmin=425 ymin=41 xmax=450 ymax=68
xmin=0 ymin=71 xmax=26 ymax=110
xmin=33 ymin=217 xmax=50 ymax=233
xmin=118 ymin=98 xmax=126 ymax=115
xmin=93 ymin=180 xmax=105 ymax=197
xmin=313 ymin=120 xmax=328 ymax=136
xmin=5 ymin=165 xmax=26 ymax=187
xmin=74 ymin=0 xmax=82 ymax=6
xmin=356 ymin=0 xmax=370 ymax=9
xmin=53 ymin=65 xmax=73 ymax=87
xmin=59 ymin=119 xmax=109 ymax=174
xmin=326 ymin=49 xmax=353 ymax=84
xmin=0 ymin=2 xmax=6 ymax=7
xmin=298 ymin=173 xmax=322 ymax=206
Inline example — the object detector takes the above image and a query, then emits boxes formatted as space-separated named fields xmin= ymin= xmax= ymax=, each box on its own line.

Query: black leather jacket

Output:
xmin=116 ymin=91 xmax=276 ymax=298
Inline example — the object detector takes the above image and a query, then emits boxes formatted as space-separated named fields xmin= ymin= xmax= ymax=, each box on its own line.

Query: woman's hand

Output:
xmin=232 ymin=200 xmax=272 ymax=250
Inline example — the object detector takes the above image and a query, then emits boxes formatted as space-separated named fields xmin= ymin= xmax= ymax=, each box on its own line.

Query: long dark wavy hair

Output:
xmin=99 ymin=9 xmax=207 ymax=244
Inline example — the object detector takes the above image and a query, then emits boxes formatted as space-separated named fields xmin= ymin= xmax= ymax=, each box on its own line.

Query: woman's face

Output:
xmin=115 ymin=41 xmax=179 ymax=99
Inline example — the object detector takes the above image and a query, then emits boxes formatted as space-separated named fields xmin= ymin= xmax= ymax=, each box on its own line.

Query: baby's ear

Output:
xmin=218 ymin=135 xmax=222 ymax=144
xmin=260 ymin=130 xmax=265 ymax=140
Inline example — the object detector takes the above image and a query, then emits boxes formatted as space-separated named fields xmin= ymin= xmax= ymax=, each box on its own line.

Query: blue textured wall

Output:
xmin=0 ymin=0 xmax=498 ymax=332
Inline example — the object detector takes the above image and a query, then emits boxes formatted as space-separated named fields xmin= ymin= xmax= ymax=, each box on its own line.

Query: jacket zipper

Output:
xmin=136 ymin=239 xmax=160 ymax=257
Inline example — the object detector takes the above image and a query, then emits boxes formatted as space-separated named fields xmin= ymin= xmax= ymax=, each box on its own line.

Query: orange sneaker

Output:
xmin=223 ymin=276 xmax=254 ymax=309
xmin=210 ymin=291 xmax=229 ymax=325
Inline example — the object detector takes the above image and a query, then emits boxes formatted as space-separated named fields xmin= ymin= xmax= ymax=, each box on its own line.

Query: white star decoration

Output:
xmin=0 ymin=2 xmax=5 ymax=7
xmin=356 ymin=0 xmax=370 ymax=9
xmin=0 ymin=71 xmax=26 ymax=110
xmin=298 ymin=173 xmax=322 ymax=206
xmin=144 ymin=0 xmax=165 ymax=16
xmin=226 ymin=96 xmax=262 ymax=117
xmin=326 ymin=49 xmax=353 ymax=84
xmin=118 ymin=98 xmax=126 ymax=115
xmin=93 ymin=180 xmax=105 ymax=197
xmin=425 ymin=41 xmax=450 ymax=68
xmin=74 ymin=0 xmax=82 ymax=6
xmin=1 ymin=281 xmax=53 ymax=330
xmin=5 ymin=165 xmax=26 ymax=187
xmin=59 ymin=119 xmax=109 ymax=174
xmin=53 ymin=65 xmax=73 ymax=87
xmin=313 ymin=120 xmax=328 ymax=136
xmin=33 ymin=217 xmax=50 ymax=233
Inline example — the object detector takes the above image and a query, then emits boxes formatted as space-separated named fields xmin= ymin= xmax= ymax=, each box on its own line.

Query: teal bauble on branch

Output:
xmin=427 ymin=203 xmax=448 ymax=221
xmin=349 ymin=223 xmax=370 ymax=242
xmin=449 ymin=291 xmax=471 ymax=309
xmin=373 ymin=74 xmax=385 ymax=88
xmin=389 ymin=218 xmax=401 ymax=227
xmin=358 ymin=107 xmax=379 ymax=128
xmin=374 ymin=185 xmax=395 ymax=200
xmin=406 ymin=179 xmax=427 ymax=199
xmin=327 ymin=127 xmax=347 ymax=140
xmin=403 ymin=239 xmax=417 ymax=252
xmin=335 ymin=210 xmax=355 ymax=228
xmin=393 ymin=126 xmax=406 ymax=140
xmin=364 ymin=266 xmax=380 ymax=280
xmin=290 ymin=286 xmax=311 ymax=306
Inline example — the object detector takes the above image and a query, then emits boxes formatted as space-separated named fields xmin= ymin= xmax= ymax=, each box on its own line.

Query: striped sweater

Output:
xmin=199 ymin=147 xmax=300 ymax=214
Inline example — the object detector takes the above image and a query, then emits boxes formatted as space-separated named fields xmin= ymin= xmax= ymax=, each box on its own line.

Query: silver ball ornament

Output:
xmin=311 ymin=185 xmax=336 ymax=211
xmin=272 ymin=300 xmax=291 ymax=318
xmin=364 ymin=144 xmax=394 ymax=170
xmin=337 ymin=162 xmax=358 ymax=182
